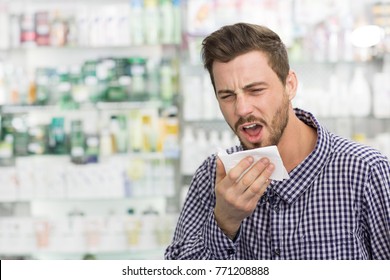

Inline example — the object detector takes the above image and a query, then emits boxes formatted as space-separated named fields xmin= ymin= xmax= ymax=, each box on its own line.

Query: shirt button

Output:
xmin=274 ymin=248 xmax=281 ymax=256
xmin=227 ymin=249 xmax=235 ymax=255
xmin=274 ymin=206 xmax=280 ymax=213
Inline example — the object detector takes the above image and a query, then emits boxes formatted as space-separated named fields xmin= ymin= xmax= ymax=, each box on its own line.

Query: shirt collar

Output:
xmin=268 ymin=108 xmax=332 ymax=205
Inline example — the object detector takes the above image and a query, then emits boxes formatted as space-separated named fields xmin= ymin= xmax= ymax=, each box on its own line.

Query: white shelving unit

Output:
xmin=0 ymin=0 xmax=182 ymax=259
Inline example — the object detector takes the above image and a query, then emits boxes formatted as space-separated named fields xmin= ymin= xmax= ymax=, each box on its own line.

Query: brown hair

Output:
xmin=201 ymin=23 xmax=290 ymax=91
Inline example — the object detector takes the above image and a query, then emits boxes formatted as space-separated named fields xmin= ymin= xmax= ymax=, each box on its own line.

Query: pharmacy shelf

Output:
xmin=1 ymin=248 xmax=167 ymax=260
xmin=0 ymin=101 xmax=163 ymax=113
xmin=33 ymin=249 xmax=167 ymax=260
xmin=0 ymin=154 xmax=177 ymax=203
xmin=0 ymin=212 xmax=177 ymax=260
xmin=0 ymin=246 xmax=168 ymax=260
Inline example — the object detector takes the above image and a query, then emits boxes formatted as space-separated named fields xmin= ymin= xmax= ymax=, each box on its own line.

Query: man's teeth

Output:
xmin=244 ymin=124 xmax=257 ymax=129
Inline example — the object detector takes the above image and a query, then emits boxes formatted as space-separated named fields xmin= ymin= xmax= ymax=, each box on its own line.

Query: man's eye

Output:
xmin=250 ymin=88 xmax=264 ymax=93
xmin=219 ymin=94 xmax=235 ymax=100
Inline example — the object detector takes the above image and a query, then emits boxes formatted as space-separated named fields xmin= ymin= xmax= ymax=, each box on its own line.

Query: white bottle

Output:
xmin=373 ymin=55 xmax=390 ymax=118
xmin=208 ymin=130 xmax=220 ymax=156
xmin=180 ymin=126 xmax=196 ymax=175
xmin=0 ymin=63 xmax=6 ymax=105
xmin=329 ymin=74 xmax=350 ymax=117
xmin=99 ymin=128 xmax=113 ymax=157
xmin=0 ymin=4 xmax=10 ymax=50
xmin=338 ymin=82 xmax=351 ymax=117
xmin=160 ymin=0 xmax=174 ymax=44
xmin=327 ymin=17 xmax=339 ymax=63
xmin=196 ymin=129 xmax=209 ymax=163
xmin=348 ymin=67 xmax=371 ymax=117
xmin=143 ymin=0 xmax=159 ymax=45
xmin=202 ymin=74 xmax=219 ymax=120
xmin=172 ymin=0 xmax=181 ymax=44
xmin=373 ymin=72 xmax=390 ymax=118
xmin=130 ymin=0 xmax=144 ymax=45
xmin=117 ymin=5 xmax=130 ymax=46
xmin=328 ymin=74 xmax=339 ymax=117
xmin=183 ymin=76 xmax=203 ymax=121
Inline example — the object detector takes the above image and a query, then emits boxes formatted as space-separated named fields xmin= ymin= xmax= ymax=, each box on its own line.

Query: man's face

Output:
xmin=213 ymin=50 xmax=292 ymax=150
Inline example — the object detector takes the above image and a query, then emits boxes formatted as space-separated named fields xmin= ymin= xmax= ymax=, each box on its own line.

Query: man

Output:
xmin=165 ymin=23 xmax=390 ymax=259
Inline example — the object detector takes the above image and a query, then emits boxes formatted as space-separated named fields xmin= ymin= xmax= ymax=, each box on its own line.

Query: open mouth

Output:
xmin=241 ymin=123 xmax=263 ymax=140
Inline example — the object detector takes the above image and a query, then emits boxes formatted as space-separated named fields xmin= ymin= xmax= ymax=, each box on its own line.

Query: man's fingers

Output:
xmin=240 ymin=158 xmax=270 ymax=189
xmin=243 ymin=162 xmax=275 ymax=199
xmin=227 ymin=156 xmax=254 ymax=182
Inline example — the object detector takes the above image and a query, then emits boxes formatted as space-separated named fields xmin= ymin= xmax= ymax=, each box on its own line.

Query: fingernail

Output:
xmin=261 ymin=158 xmax=269 ymax=164
xmin=246 ymin=156 xmax=254 ymax=163
xmin=267 ymin=163 xmax=275 ymax=171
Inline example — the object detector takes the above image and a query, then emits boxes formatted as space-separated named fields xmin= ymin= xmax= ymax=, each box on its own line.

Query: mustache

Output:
xmin=234 ymin=116 xmax=267 ymax=131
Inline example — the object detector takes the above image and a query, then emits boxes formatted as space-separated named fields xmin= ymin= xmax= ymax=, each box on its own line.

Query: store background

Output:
xmin=0 ymin=0 xmax=389 ymax=260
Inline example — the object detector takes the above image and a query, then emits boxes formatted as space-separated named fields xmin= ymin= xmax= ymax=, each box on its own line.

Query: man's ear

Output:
xmin=285 ymin=70 xmax=298 ymax=101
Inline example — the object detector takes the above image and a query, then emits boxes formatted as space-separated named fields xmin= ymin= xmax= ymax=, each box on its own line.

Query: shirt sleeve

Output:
xmin=363 ymin=157 xmax=390 ymax=259
xmin=164 ymin=156 xmax=239 ymax=260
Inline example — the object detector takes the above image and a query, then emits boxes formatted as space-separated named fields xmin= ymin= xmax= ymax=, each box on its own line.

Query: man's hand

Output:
xmin=214 ymin=156 xmax=274 ymax=239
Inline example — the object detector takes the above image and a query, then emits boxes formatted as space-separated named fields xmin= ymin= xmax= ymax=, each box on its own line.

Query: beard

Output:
xmin=235 ymin=94 xmax=290 ymax=150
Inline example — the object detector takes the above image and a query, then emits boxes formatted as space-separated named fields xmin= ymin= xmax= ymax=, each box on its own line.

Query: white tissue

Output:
xmin=218 ymin=145 xmax=289 ymax=181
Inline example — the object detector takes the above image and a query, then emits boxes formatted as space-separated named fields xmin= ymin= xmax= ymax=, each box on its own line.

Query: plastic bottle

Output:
xmin=109 ymin=115 xmax=127 ymax=154
xmin=327 ymin=17 xmax=339 ymax=63
xmin=160 ymin=58 xmax=174 ymax=105
xmin=129 ymin=109 xmax=143 ymax=152
xmin=160 ymin=0 xmax=174 ymax=44
xmin=20 ymin=9 xmax=36 ymax=47
xmin=130 ymin=0 xmax=144 ymax=45
xmin=373 ymin=56 xmax=390 ymax=119
xmin=0 ymin=63 xmax=6 ymax=105
xmin=48 ymin=117 xmax=67 ymax=155
xmin=141 ymin=115 xmax=152 ymax=152
xmin=128 ymin=57 xmax=147 ymax=101
xmin=70 ymin=120 xmax=85 ymax=164
xmin=196 ymin=129 xmax=209 ymax=165
xmin=143 ymin=0 xmax=159 ymax=45
xmin=183 ymin=76 xmax=203 ymax=121
xmin=208 ymin=130 xmax=220 ymax=156
xmin=35 ymin=11 xmax=50 ymax=46
xmin=0 ymin=4 xmax=10 ymax=49
xmin=172 ymin=0 xmax=181 ymax=44
xmin=162 ymin=107 xmax=179 ymax=157
xmin=348 ymin=67 xmax=371 ymax=117
xmin=146 ymin=58 xmax=160 ymax=100
xmin=99 ymin=127 xmax=113 ymax=157
xmin=180 ymin=126 xmax=196 ymax=175
xmin=50 ymin=10 xmax=67 ymax=47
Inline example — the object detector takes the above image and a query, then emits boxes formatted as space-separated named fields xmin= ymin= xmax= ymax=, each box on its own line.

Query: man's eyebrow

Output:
xmin=242 ymin=81 xmax=268 ymax=90
xmin=217 ymin=89 xmax=235 ymax=95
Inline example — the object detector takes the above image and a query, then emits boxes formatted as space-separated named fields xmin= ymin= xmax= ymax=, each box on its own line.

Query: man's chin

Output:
xmin=240 ymin=140 xmax=264 ymax=150
xmin=240 ymin=138 xmax=278 ymax=150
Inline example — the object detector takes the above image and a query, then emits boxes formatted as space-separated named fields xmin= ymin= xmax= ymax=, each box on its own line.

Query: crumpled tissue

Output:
xmin=218 ymin=145 xmax=289 ymax=181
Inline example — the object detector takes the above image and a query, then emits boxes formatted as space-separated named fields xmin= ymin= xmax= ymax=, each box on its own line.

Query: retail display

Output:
xmin=0 ymin=0 xmax=389 ymax=260
xmin=0 ymin=0 xmax=181 ymax=260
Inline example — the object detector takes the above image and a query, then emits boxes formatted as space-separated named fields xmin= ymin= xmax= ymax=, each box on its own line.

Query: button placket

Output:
xmin=274 ymin=248 xmax=281 ymax=256
xmin=268 ymin=186 xmax=283 ymax=259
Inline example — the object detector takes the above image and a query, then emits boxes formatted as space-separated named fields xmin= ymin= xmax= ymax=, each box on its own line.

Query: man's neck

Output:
xmin=277 ymin=110 xmax=318 ymax=173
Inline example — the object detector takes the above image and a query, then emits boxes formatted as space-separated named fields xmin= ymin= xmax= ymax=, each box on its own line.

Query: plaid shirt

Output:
xmin=165 ymin=109 xmax=390 ymax=260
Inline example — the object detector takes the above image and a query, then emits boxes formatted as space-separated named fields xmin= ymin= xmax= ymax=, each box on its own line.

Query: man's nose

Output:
xmin=235 ymin=95 xmax=253 ymax=117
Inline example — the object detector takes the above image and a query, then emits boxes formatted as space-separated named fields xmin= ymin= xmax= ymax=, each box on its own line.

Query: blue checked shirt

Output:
xmin=165 ymin=109 xmax=390 ymax=260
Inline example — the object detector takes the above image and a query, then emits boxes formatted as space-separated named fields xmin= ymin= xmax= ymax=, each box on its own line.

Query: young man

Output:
xmin=165 ymin=23 xmax=390 ymax=259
